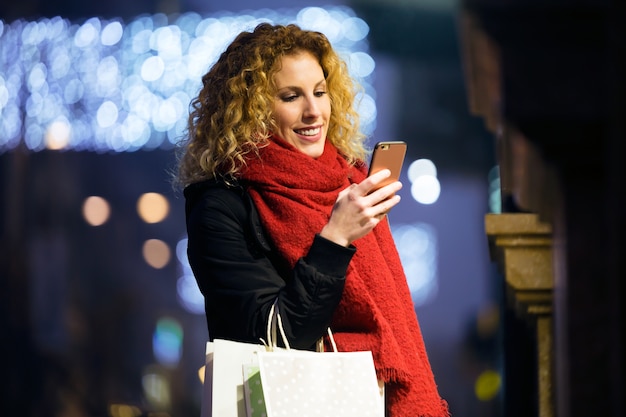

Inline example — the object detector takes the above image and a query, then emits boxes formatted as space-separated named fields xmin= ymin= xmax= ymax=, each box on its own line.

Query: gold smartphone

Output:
xmin=367 ymin=141 xmax=407 ymax=191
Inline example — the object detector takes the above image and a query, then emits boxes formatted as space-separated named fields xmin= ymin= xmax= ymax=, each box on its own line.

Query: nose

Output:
xmin=303 ymin=95 xmax=321 ymax=119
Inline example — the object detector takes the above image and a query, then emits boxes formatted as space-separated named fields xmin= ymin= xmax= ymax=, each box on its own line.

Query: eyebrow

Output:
xmin=276 ymin=79 xmax=327 ymax=92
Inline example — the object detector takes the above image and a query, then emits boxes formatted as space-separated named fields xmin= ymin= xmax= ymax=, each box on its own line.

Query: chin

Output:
xmin=305 ymin=146 xmax=325 ymax=158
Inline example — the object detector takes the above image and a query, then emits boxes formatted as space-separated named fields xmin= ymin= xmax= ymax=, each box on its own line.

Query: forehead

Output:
xmin=273 ymin=52 xmax=324 ymax=84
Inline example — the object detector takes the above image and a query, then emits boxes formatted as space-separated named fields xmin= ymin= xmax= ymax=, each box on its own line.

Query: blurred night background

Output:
xmin=0 ymin=0 xmax=504 ymax=416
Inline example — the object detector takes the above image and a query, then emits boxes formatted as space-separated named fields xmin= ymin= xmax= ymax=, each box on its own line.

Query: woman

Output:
xmin=177 ymin=23 xmax=449 ymax=417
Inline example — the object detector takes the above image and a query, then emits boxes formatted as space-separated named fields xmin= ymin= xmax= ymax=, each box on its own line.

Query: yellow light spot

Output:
xmin=198 ymin=365 xmax=206 ymax=384
xmin=109 ymin=403 xmax=141 ymax=417
xmin=82 ymin=196 xmax=111 ymax=226
xmin=143 ymin=239 xmax=171 ymax=269
xmin=475 ymin=369 xmax=501 ymax=401
xmin=137 ymin=192 xmax=169 ymax=223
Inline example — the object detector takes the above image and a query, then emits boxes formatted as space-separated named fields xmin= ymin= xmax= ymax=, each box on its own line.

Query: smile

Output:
xmin=294 ymin=127 xmax=321 ymax=136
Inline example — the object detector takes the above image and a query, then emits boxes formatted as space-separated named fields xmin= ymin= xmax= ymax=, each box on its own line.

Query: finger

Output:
xmin=362 ymin=169 xmax=391 ymax=195
xmin=376 ymin=194 xmax=401 ymax=214
xmin=366 ymin=181 xmax=403 ymax=204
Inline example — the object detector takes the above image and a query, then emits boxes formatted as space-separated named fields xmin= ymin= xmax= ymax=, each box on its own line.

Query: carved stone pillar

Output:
xmin=485 ymin=213 xmax=554 ymax=417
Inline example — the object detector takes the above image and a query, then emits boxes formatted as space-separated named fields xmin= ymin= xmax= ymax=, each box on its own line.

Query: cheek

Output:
xmin=322 ymin=98 xmax=332 ymax=117
xmin=273 ymin=106 xmax=297 ymax=126
xmin=270 ymin=106 xmax=283 ymax=127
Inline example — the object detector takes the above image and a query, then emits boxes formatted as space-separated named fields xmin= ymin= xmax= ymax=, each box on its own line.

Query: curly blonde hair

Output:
xmin=176 ymin=23 xmax=367 ymax=187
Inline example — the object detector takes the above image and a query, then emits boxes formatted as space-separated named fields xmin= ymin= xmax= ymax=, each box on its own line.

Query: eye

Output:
xmin=280 ymin=94 xmax=298 ymax=102
xmin=314 ymin=90 xmax=327 ymax=97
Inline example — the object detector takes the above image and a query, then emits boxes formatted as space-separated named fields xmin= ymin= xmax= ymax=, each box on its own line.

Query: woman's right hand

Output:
xmin=319 ymin=169 xmax=402 ymax=247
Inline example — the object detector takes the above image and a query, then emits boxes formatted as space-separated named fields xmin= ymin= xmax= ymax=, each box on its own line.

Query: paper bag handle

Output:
xmin=266 ymin=300 xmax=338 ymax=353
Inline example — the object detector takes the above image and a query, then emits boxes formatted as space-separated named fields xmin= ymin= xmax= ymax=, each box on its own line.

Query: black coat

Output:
xmin=184 ymin=179 xmax=355 ymax=350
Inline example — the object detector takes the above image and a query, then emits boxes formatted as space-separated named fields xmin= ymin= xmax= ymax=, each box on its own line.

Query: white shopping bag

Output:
xmin=256 ymin=349 xmax=383 ymax=417
xmin=201 ymin=338 xmax=266 ymax=417
xmin=255 ymin=302 xmax=384 ymax=417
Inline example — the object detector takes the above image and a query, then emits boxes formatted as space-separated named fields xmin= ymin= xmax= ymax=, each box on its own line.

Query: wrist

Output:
xmin=319 ymin=225 xmax=350 ymax=247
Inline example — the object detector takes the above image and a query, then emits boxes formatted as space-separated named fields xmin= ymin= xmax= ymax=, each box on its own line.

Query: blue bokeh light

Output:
xmin=0 ymin=7 xmax=375 ymax=153
xmin=152 ymin=317 xmax=183 ymax=367
xmin=392 ymin=223 xmax=439 ymax=307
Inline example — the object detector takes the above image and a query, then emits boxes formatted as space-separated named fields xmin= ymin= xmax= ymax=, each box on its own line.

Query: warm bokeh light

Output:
xmin=142 ymin=369 xmax=171 ymax=409
xmin=137 ymin=192 xmax=169 ymax=223
xmin=45 ymin=119 xmax=71 ymax=150
xmin=109 ymin=403 xmax=142 ymax=417
xmin=82 ymin=195 xmax=111 ymax=226
xmin=198 ymin=365 xmax=206 ymax=384
xmin=474 ymin=369 xmax=501 ymax=401
xmin=143 ymin=239 xmax=171 ymax=269
xmin=476 ymin=303 xmax=500 ymax=338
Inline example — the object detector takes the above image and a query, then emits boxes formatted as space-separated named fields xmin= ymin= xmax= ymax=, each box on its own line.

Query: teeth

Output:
xmin=295 ymin=127 xmax=320 ymax=136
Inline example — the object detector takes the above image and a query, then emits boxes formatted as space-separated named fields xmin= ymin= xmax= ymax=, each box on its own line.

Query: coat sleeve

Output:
xmin=185 ymin=186 xmax=353 ymax=350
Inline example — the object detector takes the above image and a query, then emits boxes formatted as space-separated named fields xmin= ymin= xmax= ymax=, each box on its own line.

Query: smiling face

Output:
xmin=271 ymin=51 xmax=331 ymax=158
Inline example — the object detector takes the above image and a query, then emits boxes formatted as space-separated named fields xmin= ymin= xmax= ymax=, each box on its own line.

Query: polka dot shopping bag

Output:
xmin=251 ymin=303 xmax=384 ymax=417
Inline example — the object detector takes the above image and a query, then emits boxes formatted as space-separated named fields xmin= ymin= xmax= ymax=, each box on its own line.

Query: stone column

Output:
xmin=485 ymin=212 xmax=554 ymax=417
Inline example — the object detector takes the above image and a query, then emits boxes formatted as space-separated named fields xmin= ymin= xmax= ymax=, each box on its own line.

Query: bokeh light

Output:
xmin=392 ymin=223 xmax=438 ymax=306
xmin=142 ymin=367 xmax=171 ymax=409
xmin=142 ymin=239 xmax=171 ymax=269
xmin=407 ymin=158 xmax=441 ymax=205
xmin=109 ymin=403 xmax=142 ymax=417
xmin=0 ymin=7 xmax=376 ymax=153
xmin=474 ymin=369 xmax=501 ymax=401
xmin=411 ymin=175 xmax=441 ymax=205
xmin=45 ymin=118 xmax=71 ymax=150
xmin=176 ymin=238 xmax=204 ymax=315
xmin=82 ymin=195 xmax=111 ymax=226
xmin=408 ymin=158 xmax=437 ymax=181
xmin=137 ymin=192 xmax=169 ymax=223
xmin=153 ymin=317 xmax=183 ymax=367
xmin=198 ymin=365 xmax=206 ymax=384
xmin=476 ymin=303 xmax=500 ymax=338
xmin=488 ymin=165 xmax=501 ymax=213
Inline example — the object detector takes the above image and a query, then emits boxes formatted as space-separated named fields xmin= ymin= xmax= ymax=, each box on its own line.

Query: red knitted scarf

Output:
xmin=240 ymin=136 xmax=449 ymax=417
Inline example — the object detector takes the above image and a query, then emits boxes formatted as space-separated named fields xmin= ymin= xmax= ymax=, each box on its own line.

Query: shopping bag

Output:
xmin=252 ymin=302 xmax=384 ymax=417
xmin=256 ymin=349 xmax=383 ymax=417
xmin=200 ymin=338 xmax=267 ymax=417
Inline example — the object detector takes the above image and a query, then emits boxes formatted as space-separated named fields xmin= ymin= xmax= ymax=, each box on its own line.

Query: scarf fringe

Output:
xmin=378 ymin=367 xmax=411 ymax=385
xmin=435 ymin=399 xmax=452 ymax=417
